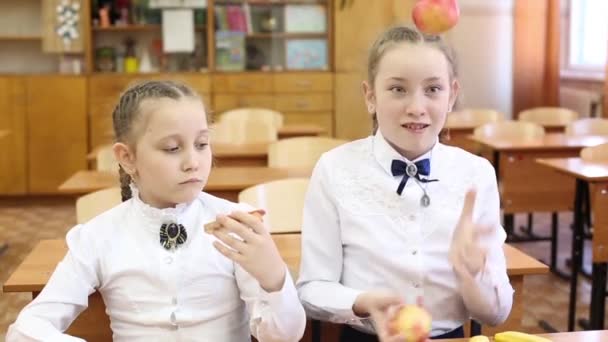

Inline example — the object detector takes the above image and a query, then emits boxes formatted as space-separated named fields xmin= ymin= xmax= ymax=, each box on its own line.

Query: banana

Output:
xmin=469 ymin=336 xmax=490 ymax=342
xmin=494 ymin=331 xmax=552 ymax=342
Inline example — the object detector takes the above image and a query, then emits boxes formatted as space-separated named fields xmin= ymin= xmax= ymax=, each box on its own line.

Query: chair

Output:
xmin=210 ymin=119 xmax=278 ymax=144
xmin=474 ymin=121 xmax=545 ymax=140
xmin=238 ymin=178 xmax=309 ymax=233
xmin=446 ymin=108 xmax=504 ymax=127
xmin=565 ymin=118 xmax=608 ymax=136
xmin=96 ymin=145 xmax=119 ymax=173
xmin=581 ymin=143 xmax=608 ymax=162
xmin=268 ymin=137 xmax=348 ymax=169
xmin=76 ymin=187 xmax=122 ymax=224
xmin=518 ymin=107 xmax=579 ymax=126
xmin=219 ymin=108 xmax=284 ymax=128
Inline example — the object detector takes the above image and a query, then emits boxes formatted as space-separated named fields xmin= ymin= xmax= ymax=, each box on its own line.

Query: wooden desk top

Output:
xmin=0 ymin=130 xmax=9 ymax=138
xmin=469 ymin=133 xmax=608 ymax=152
xmin=504 ymin=244 xmax=549 ymax=276
xmin=3 ymin=239 xmax=547 ymax=294
xmin=277 ymin=124 xmax=325 ymax=137
xmin=445 ymin=123 xmax=565 ymax=131
xmin=443 ymin=330 xmax=608 ymax=341
xmin=537 ymin=158 xmax=608 ymax=182
xmin=58 ymin=167 xmax=311 ymax=195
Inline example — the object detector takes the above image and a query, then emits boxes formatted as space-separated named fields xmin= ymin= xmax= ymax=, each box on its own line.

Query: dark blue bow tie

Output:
xmin=391 ymin=159 xmax=438 ymax=195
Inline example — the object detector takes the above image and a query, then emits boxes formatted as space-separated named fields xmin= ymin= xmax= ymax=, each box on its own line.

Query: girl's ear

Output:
xmin=448 ymin=79 xmax=460 ymax=112
xmin=362 ymin=81 xmax=377 ymax=114
xmin=113 ymin=142 xmax=136 ymax=176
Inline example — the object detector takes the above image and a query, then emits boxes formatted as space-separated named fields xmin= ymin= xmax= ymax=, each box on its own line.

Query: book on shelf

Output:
xmin=215 ymin=30 xmax=246 ymax=71
xmin=284 ymin=4 xmax=326 ymax=33
xmin=215 ymin=4 xmax=250 ymax=33
xmin=285 ymin=39 xmax=327 ymax=70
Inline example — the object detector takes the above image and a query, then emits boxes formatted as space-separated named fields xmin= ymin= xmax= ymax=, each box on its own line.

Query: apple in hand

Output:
xmin=391 ymin=305 xmax=432 ymax=341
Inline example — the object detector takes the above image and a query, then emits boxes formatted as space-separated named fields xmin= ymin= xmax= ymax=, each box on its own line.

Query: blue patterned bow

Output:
xmin=391 ymin=159 xmax=438 ymax=195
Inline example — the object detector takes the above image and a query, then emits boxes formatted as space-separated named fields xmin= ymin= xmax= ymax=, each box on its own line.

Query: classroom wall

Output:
xmin=444 ymin=0 xmax=514 ymax=118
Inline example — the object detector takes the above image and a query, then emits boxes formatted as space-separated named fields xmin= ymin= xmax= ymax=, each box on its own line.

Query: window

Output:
xmin=567 ymin=0 xmax=608 ymax=72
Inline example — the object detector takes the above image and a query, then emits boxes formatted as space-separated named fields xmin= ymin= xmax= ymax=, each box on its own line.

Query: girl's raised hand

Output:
xmin=211 ymin=211 xmax=286 ymax=292
xmin=449 ymin=190 xmax=494 ymax=278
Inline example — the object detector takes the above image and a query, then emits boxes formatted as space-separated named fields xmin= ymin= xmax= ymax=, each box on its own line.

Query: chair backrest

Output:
xmin=518 ymin=107 xmax=579 ymax=125
xmin=268 ymin=137 xmax=348 ymax=169
xmin=446 ymin=108 xmax=504 ymax=127
xmin=219 ymin=108 xmax=284 ymax=128
xmin=210 ymin=119 xmax=278 ymax=144
xmin=76 ymin=187 xmax=122 ymax=224
xmin=474 ymin=121 xmax=545 ymax=140
xmin=96 ymin=145 xmax=119 ymax=173
xmin=238 ymin=178 xmax=309 ymax=233
xmin=580 ymin=143 xmax=608 ymax=162
xmin=565 ymin=118 xmax=608 ymax=136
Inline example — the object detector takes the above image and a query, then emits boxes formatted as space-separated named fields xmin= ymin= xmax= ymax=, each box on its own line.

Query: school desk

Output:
xmin=442 ymin=330 xmax=608 ymax=342
xmin=58 ymin=167 xmax=311 ymax=201
xmin=468 ymin=133 xmax=608 ymax=241
xmin=3 ymin=239 xmax=547 ymax=342
xmin=442 ymin=123 xmax=566 ymax=153
xmin=536 ymin=158 xmax=608 ymax=331
xmin=0 ymin=129 xmax=9 ymax=138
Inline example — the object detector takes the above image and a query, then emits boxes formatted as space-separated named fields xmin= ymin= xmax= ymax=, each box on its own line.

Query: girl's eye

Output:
xmin=196 ymin=143 xmax=208 ymax=149
xmin=390 ymin=86 xmax=405 ymax=93
xmin=427 ymin=85 xmax=442 ymax=93
xmin=164 ymin=146 xmax=179 ymax=153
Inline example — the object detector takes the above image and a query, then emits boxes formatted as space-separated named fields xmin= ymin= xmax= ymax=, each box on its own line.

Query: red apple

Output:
xmin=412 ymin=0 xmax=460 ymax=35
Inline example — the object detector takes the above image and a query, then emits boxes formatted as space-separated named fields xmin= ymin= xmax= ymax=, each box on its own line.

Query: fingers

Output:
xmin=213 ymin=228 xmax=247 ymax=253
xmin=216 ymin=215 xmax=257 ymax=242
xmin=213 ymin=240 xmax=243 ymax=262
xmin=457 ymin=189 xmax=477 ymax=225
xmin=229 ymin=210 xmax=267 ymax=235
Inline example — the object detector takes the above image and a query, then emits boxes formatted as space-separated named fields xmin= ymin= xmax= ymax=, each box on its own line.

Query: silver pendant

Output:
xmin=420 ymin=193 xmax=431 ymax=207
xmin=406 ymin=163 xmax=418 ymax=177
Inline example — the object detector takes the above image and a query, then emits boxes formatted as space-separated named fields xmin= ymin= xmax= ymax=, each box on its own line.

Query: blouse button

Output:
xmin=414 ymin=283 xmax=420 ymax=289
xmin=172 ymin=297 xmax=178 ymax=305
xmin=165 ymin=256 xmax=173 ymax=264
xmin=170 ymin=311 xmax=177 ymax=326
xmin=412 ymin=250 xmax=417 ymax=255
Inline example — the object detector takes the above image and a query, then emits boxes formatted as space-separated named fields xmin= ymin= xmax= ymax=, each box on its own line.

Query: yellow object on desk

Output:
xmin=469 ymin=336 xmax=489 ymax=342
xmin=494 ymin=331 xmax=551 ymax=342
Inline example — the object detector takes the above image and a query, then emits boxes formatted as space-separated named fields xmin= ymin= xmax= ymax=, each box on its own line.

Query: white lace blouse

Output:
xmin=7 ymin=187 xmax=306 ymax=342
xmin=296 ymin=131 xmax=514 ymax=337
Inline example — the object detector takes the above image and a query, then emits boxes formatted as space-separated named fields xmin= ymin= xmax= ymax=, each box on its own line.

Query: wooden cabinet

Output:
xmin=27 ymin=76 xmax=88 ymax=194
xmin=88 ymin=73 xmax=212 ymax=148
xmin=212 ymin=72 xmax=334 ymax=135
xmin=0 ymin=77 xmax=27 ymax=194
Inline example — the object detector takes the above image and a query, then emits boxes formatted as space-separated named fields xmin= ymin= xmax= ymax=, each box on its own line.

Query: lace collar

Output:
xmin=129 ymin=183 xmax=192 ymax=234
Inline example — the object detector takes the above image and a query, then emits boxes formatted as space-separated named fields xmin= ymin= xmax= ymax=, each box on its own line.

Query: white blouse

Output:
xmin=7 ymin=189 xmax=306 ymax=342
xmin=296 ymin=131 xmax=514 ymax=337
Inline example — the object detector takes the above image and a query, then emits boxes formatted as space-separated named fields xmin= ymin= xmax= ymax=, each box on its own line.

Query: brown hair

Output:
xmin=367 ymin=26 xmax=459 ymax=133
xmin=112 ymin=80 xmax=207 ymax=201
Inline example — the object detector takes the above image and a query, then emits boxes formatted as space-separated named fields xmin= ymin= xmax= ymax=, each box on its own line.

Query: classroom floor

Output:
xmin=1 ymin=199 xmax=607 ymax=337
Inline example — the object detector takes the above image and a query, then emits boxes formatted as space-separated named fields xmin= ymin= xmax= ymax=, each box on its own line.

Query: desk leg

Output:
xmin=568 ymin=179 xmax=586 ymax=331
xmin=589 ymin=262 xmax=607 ymax=330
